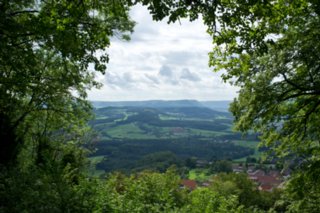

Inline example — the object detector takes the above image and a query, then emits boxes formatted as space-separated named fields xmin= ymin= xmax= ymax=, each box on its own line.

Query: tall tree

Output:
xmin=203 ymin=1 xmax=320 ymax=211
xmin=135 ymin=0 xmax=320 ymax=210
xmin=0 ymin=0 xmax=134 ymax=166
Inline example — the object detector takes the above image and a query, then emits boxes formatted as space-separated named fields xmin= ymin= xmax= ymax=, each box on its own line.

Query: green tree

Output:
xmin=210 ymin=160 xmax=233 ymax=174
xmin=0 ymin=0 xmax=134 ymax=166
xmin=0 ymin=0 xmax=134 ymax=211
xmin=210 ymin=173 xmax=282 ymax=211
xmin=139 ymin=0 xmax=320 ymax=210
xmin=135 ymin=0 xmax=320 ymax=170
xmin=204 ymin=1 xmax=320 ymax=210
xmin=96 ymin=168 xmax=186 ymax=212
xmin=183 ymin=188 xmax=243 ymax=213
xmin=3 ymin=0 xmax=320 ymax=211
xmin=210 ymin=173 xmax=258 ymax=208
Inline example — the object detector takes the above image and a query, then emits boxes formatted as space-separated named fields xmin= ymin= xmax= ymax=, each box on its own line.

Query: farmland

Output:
xmin=88 ymin=101 xmax=261 ymax=173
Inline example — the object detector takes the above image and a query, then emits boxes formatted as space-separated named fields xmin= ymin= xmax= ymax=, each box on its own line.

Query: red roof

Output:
xmin=256 ymin=175 xmax=281 ymax=185
xmin=259 ymin=184 xmax=273 ymax=191
xmin=181 ymin=179 xmax=197 ymax=190
xmin=251 ymin=170 xmax=265 ymax=176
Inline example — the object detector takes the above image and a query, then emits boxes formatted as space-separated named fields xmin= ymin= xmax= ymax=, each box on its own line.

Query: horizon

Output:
xmin=89 ymin=99 xmax=233 ymax=102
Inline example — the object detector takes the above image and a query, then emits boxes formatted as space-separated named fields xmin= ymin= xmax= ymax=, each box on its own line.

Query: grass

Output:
xmin=105 ymin=123 xmax=233 ymax=140
xmin=102 ymin=121 xmax=240 ymax=142
xmin=89 ymin=155 xmax=104 ymax=163
xmin=159 ymin=114 xmax=215 ymax=122
xmin=232 ymin=140 xmax=264 ymax=162
xmin=232 ymin=140 xmax=259 ymax=148
xmin=88 ymin=156 xmax=105 ymax=177
xmin=106 ymin=123 xmax=154 ymax=139
xmin=188 ymin=169 xmax=212 ymax=181
xmin=159 ymin=114 xmax=181 ymax=120
xmin=188 ymin=128 xmax=230 ymax=137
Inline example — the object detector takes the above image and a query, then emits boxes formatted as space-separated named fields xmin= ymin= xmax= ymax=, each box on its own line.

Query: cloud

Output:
xmin=180 ymin=68 xmax=201 ymax=82
xmin=145 ymin=74 xmax=160 ymax=84
xmin=157 ymin=65 xmax=181 ymax=85
xmin=105 ymin=72 xmax=136 ymax=89
xmin=87 ymin=5 xmax=238 ymax=101
xmin=158 ymin=65 xmax=173 ymax=77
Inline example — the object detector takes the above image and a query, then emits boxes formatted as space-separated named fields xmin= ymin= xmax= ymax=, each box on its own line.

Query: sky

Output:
xmin=87 ymin=5 xmax=238 ymax=101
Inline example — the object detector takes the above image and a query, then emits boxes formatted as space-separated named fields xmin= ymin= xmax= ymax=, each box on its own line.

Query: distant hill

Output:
xmin=89 ymin=103 xmax=258 ymax=173
xmin=91 ymin=100 xmax=232 ymax=112
xmin=200 ymin=101 xmax=232 ymax=112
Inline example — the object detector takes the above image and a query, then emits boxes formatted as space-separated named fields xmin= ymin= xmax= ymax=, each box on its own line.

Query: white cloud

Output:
xmin=87 ymin=5 xmax=237 ymax=101
xmin=180 ymin=68 xmax=201 ymax=82
xmin=159 ymin=65 xmax=173 ymax=77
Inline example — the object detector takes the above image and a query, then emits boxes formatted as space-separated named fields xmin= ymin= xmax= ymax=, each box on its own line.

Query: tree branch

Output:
xmin=8 ymin=10 xmax=39 ymax=16
xmin=280 ymin=72 xmax=308 ymax=92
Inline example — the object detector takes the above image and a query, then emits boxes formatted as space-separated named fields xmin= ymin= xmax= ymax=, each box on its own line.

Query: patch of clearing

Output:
xmin=232 ymin=140 xmax=263 ymax=162
xmin=188 ymin=169 xmax=211 ymax=182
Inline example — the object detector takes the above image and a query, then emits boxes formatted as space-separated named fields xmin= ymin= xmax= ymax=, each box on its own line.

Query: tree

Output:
xmin=2 ymin=0 xmax=320 ymax=211
xmin=0 ymin=1 xmax=135 ymax=211
xmin=0 ymin=0 xmax=134 ymax=166
xmin=210 ymin=160 xmax=233 ymax=174
xmin=96 ymin=168 xmax=186 ymax=212
xmin=210 ymin=173 xmax=259 ymax=208
xmin=201 ymin=0 xmax=320 ymax=210
xmin=210 ymin=173 xmax=283 ymax=211
xmin=135 ymin=0 xmax=320 ymax=209
xmin=183 ymin=188 xmax=243 ymax=213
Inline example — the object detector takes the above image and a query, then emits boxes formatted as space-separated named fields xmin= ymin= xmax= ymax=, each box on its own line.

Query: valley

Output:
xmin=88 ymin=100 xmax=262 ymax=174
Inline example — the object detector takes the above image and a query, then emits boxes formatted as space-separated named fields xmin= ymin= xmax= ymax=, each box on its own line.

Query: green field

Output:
xmin=90 ymin=106 xmax=259 ymax=172
xmin=232 ymin=140 xmax=263 ymax=162
xmin=88 ymin=156 xmax=105 ymax=176
xmin=188 ymin=169 xmax=212 ymax=181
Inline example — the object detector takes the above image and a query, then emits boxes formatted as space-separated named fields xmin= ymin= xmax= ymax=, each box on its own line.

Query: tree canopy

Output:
xmin=1 ymin=0 xmax=320 ymax=212
xmin=204 ymin=1 xmax=320 ymax=211
xmin=134 ymin=0 xmax=320 ymax=210
xmin=0 ymin=0 xmax=134 ymax=166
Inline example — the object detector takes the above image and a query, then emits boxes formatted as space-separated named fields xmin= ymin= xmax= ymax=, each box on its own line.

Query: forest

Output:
xmin=89 ymin=104 xmax=257 ymax=173
xmin=1 ymin=0 xmax=320 ymax=212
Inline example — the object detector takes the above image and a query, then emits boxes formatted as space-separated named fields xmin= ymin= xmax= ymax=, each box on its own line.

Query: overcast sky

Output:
xmin=87 ymin=5 xmax=237 ymax=101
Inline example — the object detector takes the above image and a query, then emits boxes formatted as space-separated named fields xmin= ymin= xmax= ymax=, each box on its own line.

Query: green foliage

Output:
xmin=0 ymin=0 xmax=134 ymax=166
xmin=94 ymin=138 xmax=253 ymax=173
xmin=183 ymin=188 xmax=243 ymax=213
xmin=129 ymin=5 xmax=320 ymax=209
xmin=93 ymin=169 xmax=247 ymax=213
xmin=0 ymin=0 xmax=134 ymax=211
xmin=210 ymin=160 xmax=233 ymax=174
xmin=284 ymin=160 xmax=320 ymax=212
xmin=188 ymin=169 xmax=211 ymax=182
xmin=91 ymin=106 xmax=256 ymax=172
xmin=141 ymin=0 xmax=320 ymax=210
xmin=95 ymin=168 xmax=186 ymax=212
xmin=2 ymin=0 xmax=318 ymax=211
xmin=210 ymin=173 xmax=282 ymax=211
xmin=185 ymin=157 xmax=197 ymax=169
xmin=134 ymin=151 xmax=182 ymax=172
xmin=0 ymin=155 xmax=99 ymax=212
xmin=211 ymin=173 xmax=259 ymax=208
xmin=214 ymin=1 xmax=320 ymax=209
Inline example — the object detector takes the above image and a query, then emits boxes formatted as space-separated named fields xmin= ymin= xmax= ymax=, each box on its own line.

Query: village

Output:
xmin=181 ymin=160 xmax=291 ymax=192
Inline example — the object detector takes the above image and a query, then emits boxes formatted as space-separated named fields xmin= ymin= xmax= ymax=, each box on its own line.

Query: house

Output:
xmin=232 ymin=165 xmax=244 ymax=173
xmin=249 ymin=169 xmax=265 ymax=176
xmin=201 ymin=181 xmax=211 ymax=187
xmin=259 ymin=184 xmax=274 ymax=192
xmin=256 ymin=175 xmax=282 ymax=186
xmin=269 ymin=170 xmax=281 ymax=177
xmin=181 ymin=179 xmax=197 ymax=190
xmin=247 ymin=168 xmax=284 ymax=191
